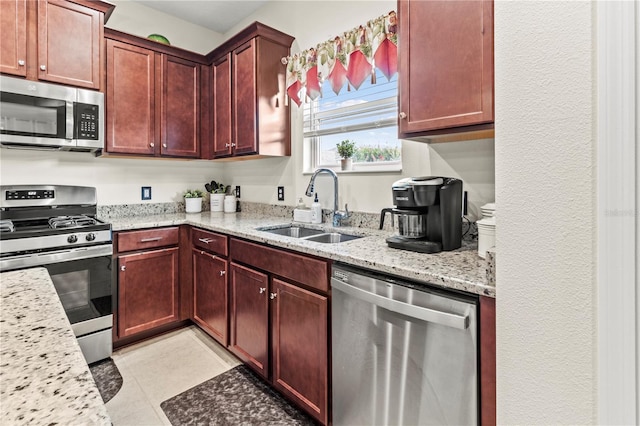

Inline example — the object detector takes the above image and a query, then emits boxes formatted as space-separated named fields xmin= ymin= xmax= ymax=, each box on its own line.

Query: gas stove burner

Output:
xmin=0 ymin=219 xmax=15 ymax=233
xmin=48 ymin=215 xmax=97 ymax=229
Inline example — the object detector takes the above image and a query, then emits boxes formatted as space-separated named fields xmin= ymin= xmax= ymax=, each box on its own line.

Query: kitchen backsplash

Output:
xmin=98 ymin=201 xmax=478 ymax=242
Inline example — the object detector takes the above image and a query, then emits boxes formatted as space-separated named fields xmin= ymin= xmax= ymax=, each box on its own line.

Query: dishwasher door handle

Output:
xmin=331 ymin=279 xmax=469 ymax=330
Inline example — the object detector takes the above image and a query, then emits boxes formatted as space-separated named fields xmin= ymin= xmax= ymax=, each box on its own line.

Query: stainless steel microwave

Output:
xmin=0 ymin=76 xmax=104 ymax=153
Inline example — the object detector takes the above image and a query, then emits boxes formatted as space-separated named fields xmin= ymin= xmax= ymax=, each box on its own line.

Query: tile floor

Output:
xmin=106 ymin=326 xmax=242 ymax=425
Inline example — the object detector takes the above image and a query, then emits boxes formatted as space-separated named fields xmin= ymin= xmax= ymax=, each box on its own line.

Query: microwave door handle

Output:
xmin=66 ymin=101 xmax=74 ymax=140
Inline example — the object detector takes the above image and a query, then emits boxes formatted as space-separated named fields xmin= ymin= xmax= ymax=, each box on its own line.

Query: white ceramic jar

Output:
xmin=224 ymin=195 xmax=236 ymax=213
xmin=185 ymin=197 xmax=202 ymax=213
xmin=210 ymin=193 xmax=225 ymax=212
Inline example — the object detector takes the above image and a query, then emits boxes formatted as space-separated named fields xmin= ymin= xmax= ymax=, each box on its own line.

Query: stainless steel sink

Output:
xmin=256 ymin=225 xmax=362 ymax=243
xmin=257 ymin=226 xmax=325 ymax=238
xmin=303 ymin=233 xmax=362 ymax=243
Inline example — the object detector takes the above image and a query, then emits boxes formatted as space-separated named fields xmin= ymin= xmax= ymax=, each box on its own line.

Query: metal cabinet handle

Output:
xmin=120 ymin=265 xmax=126 ymax=271
xmin=399 ymin=112 xmax=407 ymax=119
xmin=18 ymin=60 xmax=25 ymax=66
xmin=225 ymin=143 xmax=230 ymax=148
xmin=269 ymin=292 xmax=277 ymax=300
xmin=198 ymin=238 xmax=213 ymax=244
xmin=259 ymin=287 xmax=266 ymax=294
xmin=40 ymin=65 xmax=46 ymax=71
xmin=140 ymin=237 xmax=162 ymax=242
xmin=231 ymin=143 xmax=236 ymax=147
xmin=150 ymin=142 xmax=155 ymax=148
xmin=220 ymin=270 xmax=226 ymax=276
xmin=162 ymin=143 xmax=167 ymax=148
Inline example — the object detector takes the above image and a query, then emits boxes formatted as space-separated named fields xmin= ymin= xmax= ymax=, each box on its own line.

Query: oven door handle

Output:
xmin=0 ymin=244 xmax=113 ymax=271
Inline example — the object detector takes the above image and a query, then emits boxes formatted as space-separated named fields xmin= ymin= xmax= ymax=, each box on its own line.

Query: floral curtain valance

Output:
xmin=283 ymin=11 xmax=398 ymax=107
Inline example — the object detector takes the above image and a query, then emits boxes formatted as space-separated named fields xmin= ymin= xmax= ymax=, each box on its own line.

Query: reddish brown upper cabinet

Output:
xmin=205 ymin=22 xmax=294 ymax=160
xmin=398 ymin=0 xmax=494 ymax=141
xmin=105 ymin=29 xmax=202 ymax=158
xmin=0 ymin=0 xmax=113 ymax=89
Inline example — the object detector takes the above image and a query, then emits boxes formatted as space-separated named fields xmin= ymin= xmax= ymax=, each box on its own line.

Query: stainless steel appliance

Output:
xmin=0 ymin=75 xmax=104 ymax=153
xmin=331 ymin=264 xmax=478 ymax=425
xmin=380 ymin=176 xmax=463 ymax=253
xmin=0 ymin=185 xmax=113 ymax=364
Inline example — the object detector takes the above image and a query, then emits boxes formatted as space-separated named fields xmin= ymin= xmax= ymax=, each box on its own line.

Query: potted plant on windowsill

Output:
xmin=337 ymin=139 xmax=356 ymax=171
xmin=184 ymin=189 xmax=204 ymax=213
xmin=205 ymin=180 xmax=229 ymax=212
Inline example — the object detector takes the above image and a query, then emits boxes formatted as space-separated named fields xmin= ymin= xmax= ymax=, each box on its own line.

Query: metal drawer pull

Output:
xmin=220 ymin=270 xmax=226 ymax=276
xmin=18 ymin=60 xmax=25 ymax=66
xmin=120 ymin=265 xmax=126 ymax=271
xmin=198 ymin=238 xmax=214 ymax=244
xmin=140 ymin=237 xmax=162 ymax=242
xmin=270 ymin=293 xmax=277 ymax=300
xmin=259 ymin=287 xmax=266 ymax=294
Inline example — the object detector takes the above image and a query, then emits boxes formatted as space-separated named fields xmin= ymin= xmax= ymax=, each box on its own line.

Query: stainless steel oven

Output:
xmin=0 ymin=185 xmax=113 ymax=364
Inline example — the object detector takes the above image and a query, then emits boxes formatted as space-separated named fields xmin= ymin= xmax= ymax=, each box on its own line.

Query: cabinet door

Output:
xmin=232 ymin=39 xmax=258 ymax=155
xmin=192 ymin=250 xmax=228 ymax=346
xmin=161 ymin=55 xmax=200 ymax=158
xmin=38 ymin=0 xmax=102 ymax=89
xmin=229 ymin=262 xmax=269 ymax=378
xmin=0 ymin=0 xmax=27 ymax=77
xmin=271 ymin=278 xmax=328 ymax=424
xmin=118 ymin=247 xmax=179 ymax=337
xmin=106 ymin=39 xmax=157 ymax=155
xmin=212 ymin=53 xmax=233 ymax=157
xmin=398 ymin=0 xmax=493 ymax=136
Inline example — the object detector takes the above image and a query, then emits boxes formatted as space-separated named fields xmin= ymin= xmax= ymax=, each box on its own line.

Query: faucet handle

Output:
xmin=343 ymin=203 xmax=351 ymax=218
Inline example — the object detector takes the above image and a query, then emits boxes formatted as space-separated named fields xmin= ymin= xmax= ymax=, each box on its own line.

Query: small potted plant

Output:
xmin=205 ymin=180 xmax=229 ymax=212
xmin=336 ymin=139 xmax=356 ymax=171
xmin=184 ymin=189 xmax=204 ymax=213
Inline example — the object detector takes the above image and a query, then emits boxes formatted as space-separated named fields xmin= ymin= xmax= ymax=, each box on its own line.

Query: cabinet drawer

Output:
xmin=230 ymin=238 xmax=329 ymax=293
xmin=192 ymin=228 xmax=228 ymax=256
xmin=117 ymin=227 xmax=179 ymax=252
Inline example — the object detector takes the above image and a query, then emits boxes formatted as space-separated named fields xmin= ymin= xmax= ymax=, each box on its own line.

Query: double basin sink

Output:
xmin=256 ymin=225 xmax=362 ymax=244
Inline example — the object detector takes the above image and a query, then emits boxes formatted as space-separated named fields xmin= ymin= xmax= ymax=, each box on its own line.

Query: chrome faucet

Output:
xmin=305 ymin=168 xmax=351 ymax=226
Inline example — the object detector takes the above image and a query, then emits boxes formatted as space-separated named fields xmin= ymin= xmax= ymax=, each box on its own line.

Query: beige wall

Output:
xmin=494 ymin=1 xmax=596 ymax=423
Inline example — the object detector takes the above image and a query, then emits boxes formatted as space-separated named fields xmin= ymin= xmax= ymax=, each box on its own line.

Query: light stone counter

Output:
xmin=106 ymin=211 xmax=495 ymax=297
xmin=0 ymin=268 xmax=111 ymax=425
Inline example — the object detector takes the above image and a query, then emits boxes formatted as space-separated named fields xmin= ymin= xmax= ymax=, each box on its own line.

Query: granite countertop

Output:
xmin=106 ymin=211 xmax=495 ymax=297
xmin=0 ymin=268 xmax=111 ymax=425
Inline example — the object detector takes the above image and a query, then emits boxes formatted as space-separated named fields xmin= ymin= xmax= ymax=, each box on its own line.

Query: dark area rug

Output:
xmin=89 ymin=358 xmax=123 ymax=403
xmin=160 ymin=365 xmax=315 ymax=426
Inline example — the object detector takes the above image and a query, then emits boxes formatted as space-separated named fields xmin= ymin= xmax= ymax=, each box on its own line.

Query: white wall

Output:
xmin=106 ymin=0 xmax=225 ymax=54
xmin=494 ymin=1 xmax=596 ymax=423
xmin=221 ymin=0 xmax=495 ymax=216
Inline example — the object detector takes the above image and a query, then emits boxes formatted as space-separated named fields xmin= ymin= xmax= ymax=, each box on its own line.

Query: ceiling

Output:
xmin=132 ymin=0 xmax=271 ymax=34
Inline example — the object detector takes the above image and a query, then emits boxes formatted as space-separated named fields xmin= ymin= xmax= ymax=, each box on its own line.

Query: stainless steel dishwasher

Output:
xmin=331 ymin=264 xmax=478 ymax=425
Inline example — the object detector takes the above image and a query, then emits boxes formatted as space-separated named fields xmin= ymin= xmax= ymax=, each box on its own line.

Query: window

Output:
xmin=303 ymin=69 xmax=401 ymax=172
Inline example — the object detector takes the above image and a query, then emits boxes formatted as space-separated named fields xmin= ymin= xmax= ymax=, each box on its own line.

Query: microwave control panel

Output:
xmin=74 ymin=103 xmax=99 ymax=140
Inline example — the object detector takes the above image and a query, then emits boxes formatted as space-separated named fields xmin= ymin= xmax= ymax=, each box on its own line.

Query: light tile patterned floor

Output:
xmin=106 ymin=326 xmax=241 ymax=426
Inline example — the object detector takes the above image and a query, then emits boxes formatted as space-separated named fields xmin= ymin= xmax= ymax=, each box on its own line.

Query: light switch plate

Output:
xmin=141 ymin=186 xmax=152 ymax=200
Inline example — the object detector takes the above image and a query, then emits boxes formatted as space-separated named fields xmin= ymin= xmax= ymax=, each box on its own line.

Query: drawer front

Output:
xmin=117 ymin=227 xmax=179 ymax=253
xmin=230 ymin=238 xmax=329 ymax=293
xmin=192 ymin=228 xmax=228 ymax=256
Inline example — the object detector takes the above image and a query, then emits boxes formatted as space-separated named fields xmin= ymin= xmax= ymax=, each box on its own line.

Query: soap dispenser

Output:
xmin=311 ymin=193 xmax=322 ymax=224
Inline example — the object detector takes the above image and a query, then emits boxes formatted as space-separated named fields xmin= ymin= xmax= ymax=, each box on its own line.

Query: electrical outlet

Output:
xmin=141 ymin=186 xmax=152 ymax=200
xmin=235 ymin=186 xmax=241 ymax=198
xmin=277 ymin=186 xmax=284 ymax=201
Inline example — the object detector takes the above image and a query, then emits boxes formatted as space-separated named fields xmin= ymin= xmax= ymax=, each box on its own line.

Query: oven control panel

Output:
xmin=5 ymin=189 xmax=55 ymax=200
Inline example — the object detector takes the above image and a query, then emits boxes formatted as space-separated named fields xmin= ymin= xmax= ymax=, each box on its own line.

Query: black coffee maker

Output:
xmin=380 ymin=176 xmax=462 ymax=253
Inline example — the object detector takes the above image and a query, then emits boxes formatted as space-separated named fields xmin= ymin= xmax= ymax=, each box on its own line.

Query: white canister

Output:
xmin=224 ymin=195 xmax=237 ymax=213
xmin=210 ymin=193 xmax=225 ymax=212
xmin=185 ymin=197 xmax=202 ymax=213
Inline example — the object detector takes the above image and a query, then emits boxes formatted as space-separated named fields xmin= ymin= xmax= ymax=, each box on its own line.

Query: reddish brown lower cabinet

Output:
xmin=229 ymin=262 xmax=269 ymax=378
xmin=480 ymin=295 xmax=496 ymax=426
xmin=192 ymin=249 xmax=228 ymax=345
xmin=271 ymin=278 xmax=328 ymax=425
xmin=118 ymin=247 xmax=179 ymax=337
